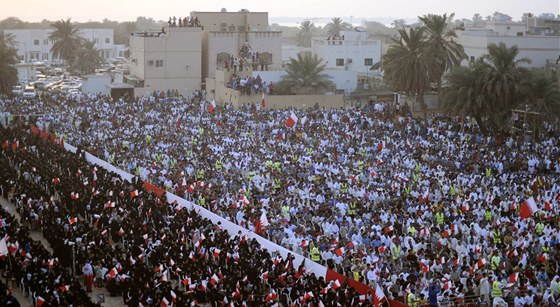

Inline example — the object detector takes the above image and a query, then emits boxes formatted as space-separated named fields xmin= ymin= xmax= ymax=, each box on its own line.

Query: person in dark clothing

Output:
xmin=428 ymin=280 xmax=441 ymax=306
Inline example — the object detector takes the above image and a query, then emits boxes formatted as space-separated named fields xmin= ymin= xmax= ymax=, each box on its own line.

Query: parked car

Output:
xmin=22 ymin=86 xmax=37 ymax=98
xmin=12 ymin=85 xmax=23 ymax=96
xmin=45 ymin=80 xmax=64 ymax=91
xmin=33 ymin=81 xmax=48 ymax=90
xmin=60 ymin=81 xmax=81 ymax=91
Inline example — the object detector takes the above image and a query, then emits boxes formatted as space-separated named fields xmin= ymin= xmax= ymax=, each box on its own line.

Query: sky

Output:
xmin=1 ymin=0 xmax=558 ymax=24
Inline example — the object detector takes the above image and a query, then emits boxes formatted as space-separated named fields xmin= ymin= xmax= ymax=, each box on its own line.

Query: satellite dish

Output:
xmin=355 ymin=26 xmax=366 ymax=32
xmin=221 ymin=8 xmax=227 ymax=12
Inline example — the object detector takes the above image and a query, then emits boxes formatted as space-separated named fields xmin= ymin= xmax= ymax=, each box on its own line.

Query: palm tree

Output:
xmin=479 ymin=42 xmax=530 ymax=131
xmin=277 ymin=53 xmax=332 ymax=94
xmin=71 ymin=40 xmax=104 ymax=74
xmin=326 ymin=17 xmax=351 ymax=38
xmin=419 ymin=13 xmax=467 ymax=101
xmin=518 ymin=70 xmax=560 ymax=123
xmin=382 ymin=27 xmax=436 ymax=117
xmin=49 ymin=18 xmax=83 ymax=65
xmin=0 ymin=31 xmax=19 ymax=95
xmin=298 ymin=20 xmax=315 ymax=48
xmin=442 ymin=61 xmax=488 ymax=131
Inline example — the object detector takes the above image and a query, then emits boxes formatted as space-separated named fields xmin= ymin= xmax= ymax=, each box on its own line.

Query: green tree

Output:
xmin=419 ymin=13 xmax=467 ymax=100
xmin=382 ymin=27 xmax=436 ymax=117
xmin=479 ymin=42 xmax=530 ymax=131
xmin=115 ymin=21 xmax=137 ymax=45
xmin=326 ymin=17 xmax=351 ymax=38
xmin=71 ymin=40 xmax=103 ymax=74
xmin=0 ymin=17 xmax=25 ymax=30
xmin=0 ymin=31 xmax=19 ymax=94
xmin=390 ymin=19 xmax=407 ymax=29
xmin=49 ymin=18 xmax=83 ymax=65
xmin=277 ymin=53 xmax=332 ymax=94
xmin=442 ymin=61 xmax=488 ymax=130
xmin=518 ymin=70 xmax=560 ymax=123
xmin=297 ymin=20 xmax=315 ymax=48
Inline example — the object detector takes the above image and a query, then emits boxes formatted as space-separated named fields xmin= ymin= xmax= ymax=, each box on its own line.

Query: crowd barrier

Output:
xmin=29 ymin=125 xmax=406 ymax=306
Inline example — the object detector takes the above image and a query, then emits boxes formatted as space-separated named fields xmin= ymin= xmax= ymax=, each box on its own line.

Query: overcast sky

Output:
xmin=2 ymin=0 xmax=558 ymax=23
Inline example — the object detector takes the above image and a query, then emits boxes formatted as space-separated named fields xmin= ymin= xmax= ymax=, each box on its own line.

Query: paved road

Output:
xmin=0 ymin=196 xmax=125 ymax=307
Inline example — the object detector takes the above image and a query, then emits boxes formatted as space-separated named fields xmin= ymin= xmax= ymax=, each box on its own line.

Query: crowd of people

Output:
xmin=1 ymin=90 xmax=560 ymax=306
xmin=0 ymin=113 xmax=379 ymax=306
xmin=228 ymin=74 xmax=272 ymax=96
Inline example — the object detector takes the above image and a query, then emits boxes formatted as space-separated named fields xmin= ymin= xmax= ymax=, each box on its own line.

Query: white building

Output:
xmin=312 ymin=30 xmax=382 ymax=73
xmin=127 ymin=26 xmax=202 ymax=97
xmin=459 ymin=16 xmax=560 ymax=68
xmin=311 ymin=30 xmax=382 ymax=92
xmin=5 ymin=28 xmax=127 ymax=64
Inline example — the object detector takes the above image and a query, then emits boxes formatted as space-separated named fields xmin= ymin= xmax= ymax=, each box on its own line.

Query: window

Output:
xmin=105 ymin=37 xmax=110 ymax=43
xmin=238 ymin=26 xmax=245 ymax=32
xmin=364 ymin=58 xmax=373 ymax=66
xmin=42 ymin=53 xmax=48 ymax=60
xmin=229 ymin=25 xmax=236 ymax=32
xmin=336 ymin=58 xmax=344 ymax=66
xmin=33 ymin=39 xmax=40 ymax=46
xmin=155 ymin=60 xmax=164 ymax=67
xmin=43 ymin=39 xmax=48 ymax=45
xmin=93 ymin=38 xmax=99 ymax=43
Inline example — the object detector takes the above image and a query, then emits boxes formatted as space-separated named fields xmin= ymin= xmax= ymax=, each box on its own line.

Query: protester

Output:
xmin=1 ymin=90 xmax=559 ymax=306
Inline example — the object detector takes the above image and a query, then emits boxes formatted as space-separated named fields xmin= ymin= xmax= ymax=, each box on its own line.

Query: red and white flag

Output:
xmin=519 ymin=197 xmax=538 ymax=219
xmin=255 ymin=211 xmax=269 ymax=234
xmin=509 ymin=272 xmax=519 ymax=283
xmin=130 ymin=190 xmax=139 ymax=198
xmin=261 ymin=93 xmax=266 ymax=109
xmin=37 ymin=297 xmax=45 ymax=307
xmin=210 ymin=274 xmax=219 ymax=285
xmin=373 ymin=284 xmax=387 ymax=307
xmin=260 ymin=271 xmax=269 ymax=280
xmin=333 ymin=279 xmax=341 ymax=289
xmin=285 ymin=112 xmax=298 ymax=128
xmin=208 ymin=99 xmax=217 ymax=113
xmin=213 ymin=248 xmax=221 ymax=259
xmin=335 ymin=247 xmax=345 ymax=256
xmin=108 ymin=267 xmax=118 ymax=279
xmin=384 ymin=226 xmax=394 ymax=233
xmin=69 ymin=217 xmax=78 ymax=224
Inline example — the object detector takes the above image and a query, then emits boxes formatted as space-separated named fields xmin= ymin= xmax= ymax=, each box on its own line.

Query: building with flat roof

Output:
xmin=127 ymin=26 xmax=202 ymax=97
xmin=311 ymin=30 xmax=382 ymax=93
xmin=459 ymin=14 xmax=560 ymax=68
xmin=5 ymin=28 xmax=127 ymax=64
